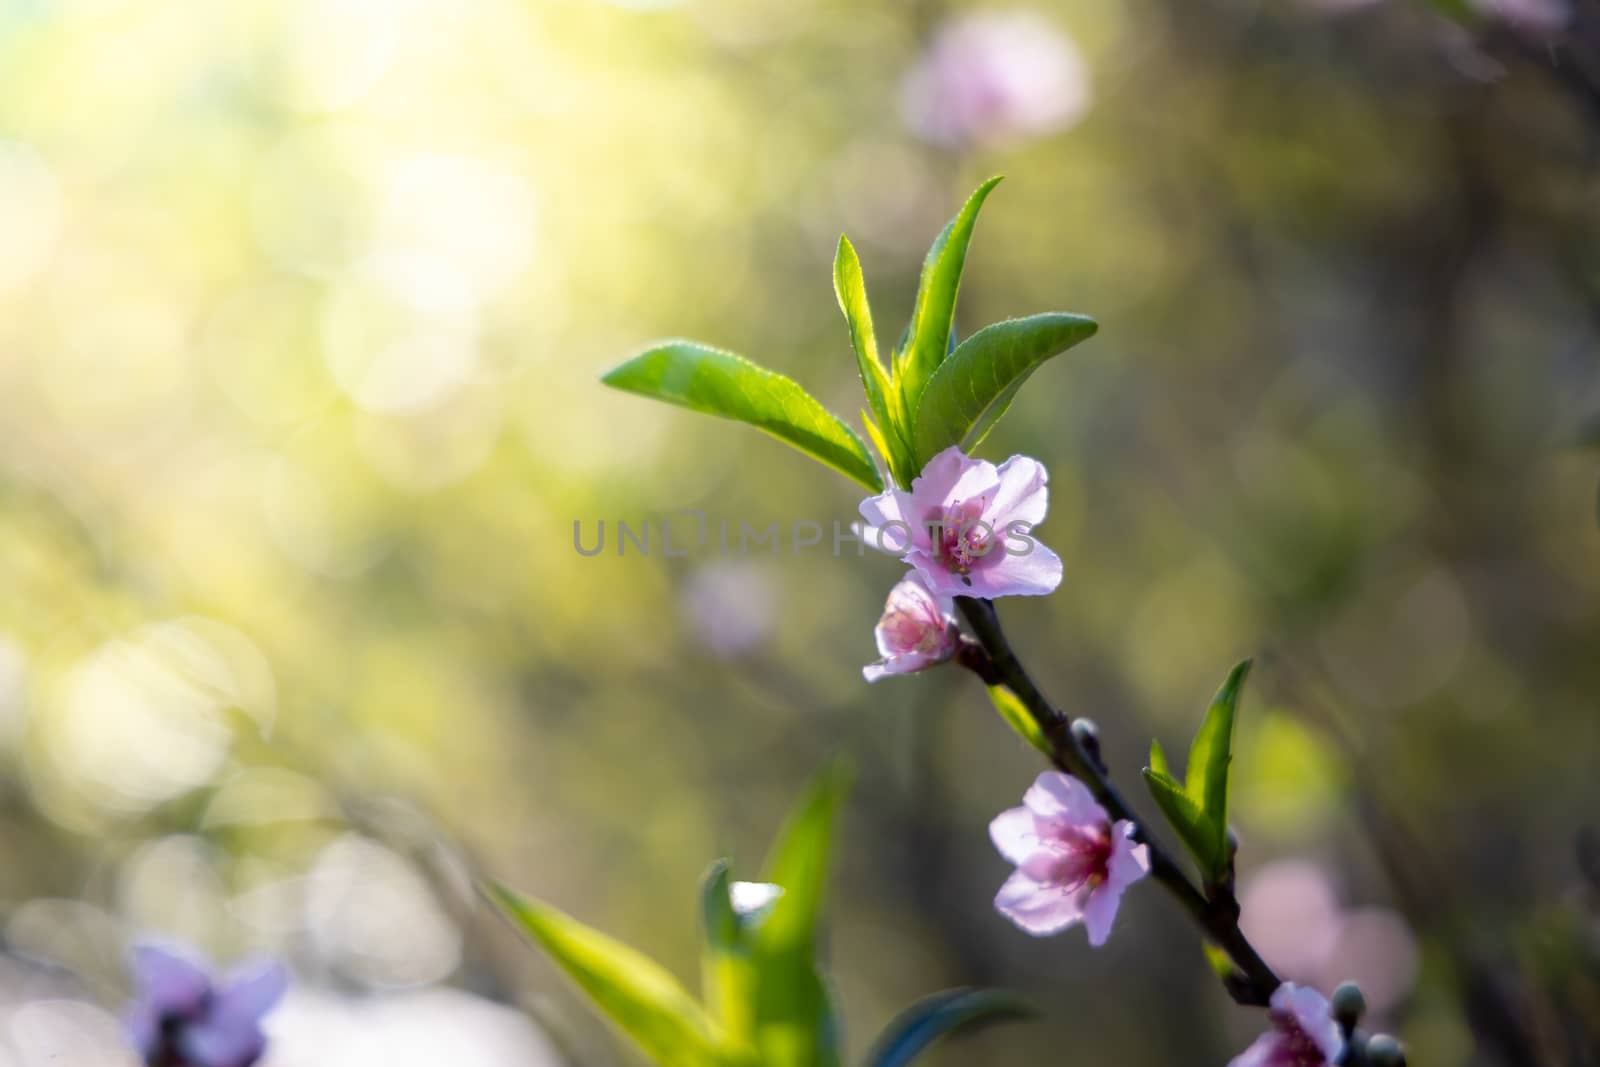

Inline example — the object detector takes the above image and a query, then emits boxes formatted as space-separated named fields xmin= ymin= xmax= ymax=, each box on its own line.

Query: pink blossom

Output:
xmin=863 ymin=572 xmax=960 ymax=682
xmin=859 ymin=447 xmax=1062 ymax=599
xmin=989 ymin=772 xmax=1149 ymax=944
xmin=900 ymin=11 xmax=1090 ymax=149
xmin=1229 ymin=983 xmax=1344 ymax=1067
xmin=1240 ymin=860 xmax=1420 ymax=1019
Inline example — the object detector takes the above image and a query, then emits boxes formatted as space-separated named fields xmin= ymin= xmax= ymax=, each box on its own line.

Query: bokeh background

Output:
xmin=2 ymin=0 xmax=1599 ymax=1063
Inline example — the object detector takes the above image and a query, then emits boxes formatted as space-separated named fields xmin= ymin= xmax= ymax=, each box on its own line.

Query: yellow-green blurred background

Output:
xmin=2 ymin=0 xmax=1599 ymax=1064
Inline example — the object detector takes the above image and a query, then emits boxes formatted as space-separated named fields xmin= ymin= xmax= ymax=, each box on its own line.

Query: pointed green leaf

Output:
xmin=749 ymin=761 xmax=853 ymax=1067
xmin=863 ymin=988 xmax=1034 ymax=1067
xmin=1149 ymin=737 xmax=1171 ymax=778
xmin=895 ymin=177 xmax=1004 ymax=447
xmin=914 ymin=313 xmax=1098 ymax=461
xmin=700 ymin=861 xmax=758 ymax=1053
xmin=861 ymin=413 xmax=897 ymax=482
xmin=987 ymin=685 xmax=1051 ymax=758
xmin=1143 ymin=661 xmax=1253 ymax=884
xmin=490 ymin=883 xmax=726 ymax=1067
xmin=834 ymin=239 xmax=893 ymax=434
xmin=1185 ymin=659 xmax=1251 ymax=858
xmin=1141 ymin=768 xmax=1215 ymax=876
xmin=602 ymin=341 xmax=882 ymax=492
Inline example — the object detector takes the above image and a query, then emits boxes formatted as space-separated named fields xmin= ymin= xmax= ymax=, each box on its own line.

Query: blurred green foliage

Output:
xmin=2 ymin=0 xmax=1600 ymax=1064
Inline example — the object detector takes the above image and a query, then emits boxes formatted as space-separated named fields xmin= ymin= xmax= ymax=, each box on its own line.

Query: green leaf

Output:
xmin=1149 ymin=737 xmax=1171 ymax=778
xmin=489 ymin=883 xmax=727 ymax=1067
xmin=863 ymin=988 xmax=1034 ymax=1067
xmin=986 ymin=685 xmax=1051 ymax=759
xmin=861 ymin=413 xmax=897 ymax=483
xmin=602 ymin=341 xmax=882 ymax=492
xmin=835 ymin=238 xmax=914 ymax=488
xmin=914 ymin=313 xmax=1098 ymax=461
xmin=701 ymin=861 xmax=756 ymax=1049
xmin=1186 ymin=660 xmax=1251 ymax=839
xmin=834 ymin=238 xmax=901 ymax=463
xmin=749 ymin=761 xmax=853 ymax=1067
xmin=894 ymin=176 xmax=1004 ymax=450
xmin=1201 ymin=941 xmax=1241 ymax=983
xmin=1141 ymin=660 xmax=1252 ymax=883
xmin=1141 ymin=767 xmax=1214 ymax=875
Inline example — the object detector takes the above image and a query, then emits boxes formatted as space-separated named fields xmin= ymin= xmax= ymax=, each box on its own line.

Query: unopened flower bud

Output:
xmin=1366 ymin=1034 xmax=1406 ymax=1067
xmin=1331 ymin=982 xmax=1366 ymax=1032
xmin=1071 ymin=717 xmax=1102 ymax=765
xmin=862 ymin=574 xmax=960 ymax=682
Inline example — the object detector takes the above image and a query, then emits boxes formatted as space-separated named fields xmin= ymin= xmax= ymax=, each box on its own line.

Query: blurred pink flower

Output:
xmin=900 ymin=11 xmax=1090 ymax=149
xmin=1239 ymin=860 xmax=1420 ymax=1019
xmin=1321 ymin=909 xmax=1421 ymax=1020
xmin=863 ymin=572 xmax=960 ymax=682
xmin=1229 ymin=983 xmax=1343 ymax=1067
xmin=125 ymin=943 xmax=287 ymax=1067
xmin=989 ymin=772 xmax=1149 ymax=944
xmin=680 ymin=561 xmax=776 ymax=658
xmin=1239 ymin=861 xmax=1344 ymax=983
xmin=859 ymin=447 xmax=1063 ymax=599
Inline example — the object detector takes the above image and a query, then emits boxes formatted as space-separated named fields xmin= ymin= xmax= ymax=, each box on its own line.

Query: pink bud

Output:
xmin=863 ymin=572 xmax=960 ymax=682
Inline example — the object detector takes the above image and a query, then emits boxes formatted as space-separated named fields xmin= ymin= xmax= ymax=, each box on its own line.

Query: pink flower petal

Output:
xmin=909 ymin=447 xmax=997 ymax=515
xmin=986 ymin=455 xmax=1049 ymax=528
xmin=1081 ymin=881 xmax=1124 ymax=947
xmin=1226 ymin=1032 xmax=1280 ymax=1067
xmin=858 ymin=490 xmax=909 ymax=532
xmin=962 ymin=541 xmax=1062 ymax=598
xmin=988 ymin=807 xmax=1038 ymax=864
xmin=1105 ymin=820 xmax=1152 ymax=892
xmin=994 ymin=871 xmax=1084 ymax=936
xmin=1023 ymin=772 xmax=1102 ymax=824
xmin=1281 ymin=983 xmax=1343 ymax=1063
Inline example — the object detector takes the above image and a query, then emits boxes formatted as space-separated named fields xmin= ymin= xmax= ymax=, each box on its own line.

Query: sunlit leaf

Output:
xmin=490 ymin=883 xmax=727 ymax=1067
xmin=987 ymin=685 xmax=1052 ymax=758
xmin=914 ymin=313 xmax=1098 ymax=460
xmin=834 ymin=236 xmax=909 ymax=484
xmin=1149 ymin=737 xmax=1172 ymax=778
xmin=861 ymin=413 xmax=898 ymax=486
xmin=894 ymin=177 xmax=1004 ymax=451
xmin=863 ymin=988 xmax=1034 ymax=1067
xmin=749 ymin=760 xmax=853 ymax=1067
xmin=602 ymin=341 xmax=882 ymax=491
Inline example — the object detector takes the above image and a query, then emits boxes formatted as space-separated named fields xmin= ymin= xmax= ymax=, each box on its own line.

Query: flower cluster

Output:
xmin=858 ymin=447 xmax=1061 ymax=681
xmin=858 ymin=448 xmax=1158 ymax=947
